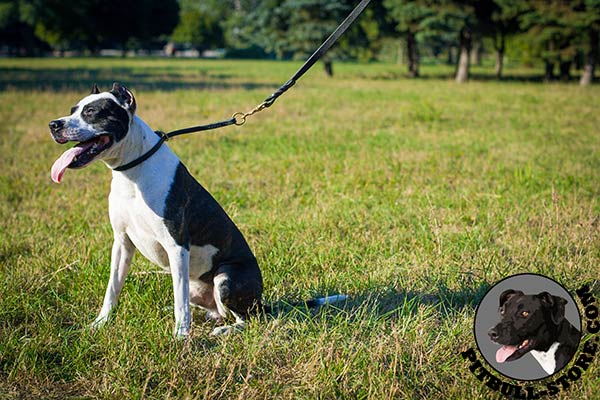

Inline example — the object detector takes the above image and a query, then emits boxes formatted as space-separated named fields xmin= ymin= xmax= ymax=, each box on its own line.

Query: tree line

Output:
xmin=1 ymin=0 xmax=598 ymax=85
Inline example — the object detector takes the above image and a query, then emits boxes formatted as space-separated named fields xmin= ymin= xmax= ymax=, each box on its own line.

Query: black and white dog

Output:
xmin=49 ymin=83 xmax=343 ymax=338
xmin=488 ymin=289 xmax=580 ymax=375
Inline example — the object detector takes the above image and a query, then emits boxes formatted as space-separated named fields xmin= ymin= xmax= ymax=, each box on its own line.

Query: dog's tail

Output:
xmin=260 ymin=294 xmax=348 ymax=315
xmin=302 ymin=294 xmax=348 ymax=308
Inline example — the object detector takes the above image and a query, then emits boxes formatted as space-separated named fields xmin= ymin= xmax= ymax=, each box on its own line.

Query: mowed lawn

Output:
xmin=1 ymin=58 xmax=599 ymax=399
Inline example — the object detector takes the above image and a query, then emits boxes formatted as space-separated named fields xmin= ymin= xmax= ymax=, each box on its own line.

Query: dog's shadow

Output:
xmin=293 ymin=279 xmax=490 ymax=323
xmin=185 ymin=279 xmax=491 ymax=351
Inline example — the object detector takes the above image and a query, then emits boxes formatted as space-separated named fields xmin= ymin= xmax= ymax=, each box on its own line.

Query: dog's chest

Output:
xmin=108 ymin=167 xmax=218 ymax=278
xmin=109 ymin=180 xmax=173 ymax=268
xmin=530 ymin=342 xmax=560 ymax=374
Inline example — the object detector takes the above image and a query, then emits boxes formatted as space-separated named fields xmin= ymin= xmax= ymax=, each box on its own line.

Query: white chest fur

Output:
xmin=530 ymin=342 xmax=560 ymax=374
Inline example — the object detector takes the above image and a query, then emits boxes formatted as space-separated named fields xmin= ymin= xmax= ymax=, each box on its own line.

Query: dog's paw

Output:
xmin=210 ymin=325 xmax=234 ymax=336
xmin=173 ymin=325 xmax=191 ymax=340
xmin=210 ymin=322 xmax=245 ymax=337
xmin=205 ymin=311 xmax=223 ymax=323
xmin=90 ymin=315 xmax=109 ymax=331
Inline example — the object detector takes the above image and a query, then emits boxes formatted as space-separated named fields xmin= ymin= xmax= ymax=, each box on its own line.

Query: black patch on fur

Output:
xmin=163 ymin=162 xmax=257 ymax=267
xmin=110 ymin=83 xmax=136 ymax=114
xmin=81 ymin=98 xmax=130 ymax=142
xmin=163 ymin=162 xmax=263 ymax=313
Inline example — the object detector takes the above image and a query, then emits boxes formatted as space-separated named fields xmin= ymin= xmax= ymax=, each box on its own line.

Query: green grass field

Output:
xmin=1 ymin=58 xmax=599 ymax=399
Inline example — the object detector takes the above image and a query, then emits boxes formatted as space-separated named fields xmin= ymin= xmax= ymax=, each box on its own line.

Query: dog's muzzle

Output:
xmin=49 ymin=119 xmax=68 ymax=143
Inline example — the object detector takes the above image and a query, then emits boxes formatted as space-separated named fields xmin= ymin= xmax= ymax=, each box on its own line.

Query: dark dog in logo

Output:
xmin=488 ymin=290 xmax=580 ymax=375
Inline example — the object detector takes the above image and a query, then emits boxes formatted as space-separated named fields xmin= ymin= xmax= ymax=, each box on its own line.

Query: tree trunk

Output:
xmin=446 ymin=47 xmax=454 ymax=65
xmin=455 ymin=28 xmax=471 ymax=83
xmin=397 ymin=40 xmax=404 ymax=65
xmin=470 ymin=39 xmax=482 ymax=66
xmin=494 ymin=31 xmax=505 ymax=80
xmin=323 ymin=60 xmax=333 ymax=77
xmin=559 ymin=60 xmax=572 ymax=81
xmin=406 ymin=30 xmax=419 ymax=78
xmin=495 ymin=50 xmax=504 ymax=79
xmin=544 ymin=39 xmax=556 ymax=82
xmin=544 ymin=61 xmax=555 ymax=82
xmin=580 ymin=28 xmax=598 ymax=86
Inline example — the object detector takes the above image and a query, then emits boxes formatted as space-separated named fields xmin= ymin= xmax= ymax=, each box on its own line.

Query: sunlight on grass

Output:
xmin=1 ymin=58 xmax=599 ymax=398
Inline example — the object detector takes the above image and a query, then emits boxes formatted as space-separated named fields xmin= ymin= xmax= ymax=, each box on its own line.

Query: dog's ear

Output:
xmin=538 ymin=292 xmax=567 ymax=325
xmin=499 ymin=289 xmax=523 ymax=308
xmin=91 ymin=83 xmax=100 ymax=94
xmin=110 ymin=82 xmax=136 ymax=114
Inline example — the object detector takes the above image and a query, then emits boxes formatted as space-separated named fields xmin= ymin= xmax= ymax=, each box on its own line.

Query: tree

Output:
xmin=234 ymin=0 xmax=288 ymax=58
xmin=520 ymin=1 xmax=588 ymax=81
xmin=171 ymin=0 xmax=226 ymax=53
xmin=436 ymin=1 xmax=481 ymax=83
xmin=384 ymin=0 xmax=435 ymax=77
xmin=579 ymin=0 xmax=600 ymax=85
xmin=21 ymin=0 xmax=96 ymax=54
xmin=280 ymin=0 xmax=354 ymax=76
xmin=171 ymin=9 xmax=224 ymax=52
xmin=489 ymin=0 xmax=528 ymax=79
xmin=13 ymin=0 xmax=178 ymax=55
xmin=0 ymin=0 xmax=47 ymax=55
xmin=97 ymin=0 xmax=179 ymax=53
xmin=237 ymin=0 xmax=381 ymax=77
xmin=349 ymin=0 xmax=393 ymax=63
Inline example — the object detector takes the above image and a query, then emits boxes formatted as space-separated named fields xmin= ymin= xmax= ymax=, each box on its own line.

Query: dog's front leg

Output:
xmin=92 ymin=234 xmax=134 ymax=329
xmin=168 ymin=246 xmax=191 ymax=339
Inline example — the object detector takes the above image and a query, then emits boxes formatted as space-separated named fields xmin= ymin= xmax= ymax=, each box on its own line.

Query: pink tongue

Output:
xmin=496 ymin=345 xmax=518 ymax=363
xmin=50 ymin=142 xmax=94 ymax=183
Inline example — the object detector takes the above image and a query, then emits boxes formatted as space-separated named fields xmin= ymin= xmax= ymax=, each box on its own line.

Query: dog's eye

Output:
xmin=84 ymin=107 xmax=95 ymax=115
xmin=521 ymin=311 xmax=529 ymax=317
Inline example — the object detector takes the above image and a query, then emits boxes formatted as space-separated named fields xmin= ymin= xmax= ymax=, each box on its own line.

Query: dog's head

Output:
xmin=488 ymin=289 xmax=567 ymax=364
xmin=49 ymin=83 xmax=136 ymax=183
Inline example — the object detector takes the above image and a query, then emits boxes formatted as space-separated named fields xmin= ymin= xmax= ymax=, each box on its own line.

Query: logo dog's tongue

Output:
xmin=496 ymin=345 xmax=518 ymax=363
xmin=50 ymin=143 xmax=92 ymax=183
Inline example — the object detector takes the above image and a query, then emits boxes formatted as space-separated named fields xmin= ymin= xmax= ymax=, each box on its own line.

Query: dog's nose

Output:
xmin=49 ymin=119 xmax=64 ymax=132
xmin=488 ymin=328 xmax=499 ymax=340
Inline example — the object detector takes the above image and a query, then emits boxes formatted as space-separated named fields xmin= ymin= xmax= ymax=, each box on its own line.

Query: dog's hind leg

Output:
xmin=209 ymin=262 xmax=263 ymax=336
xmin=92 ymin=234 xmax=135 ymax=329
xmin=189 ymin=279 xmax=223 ymax=322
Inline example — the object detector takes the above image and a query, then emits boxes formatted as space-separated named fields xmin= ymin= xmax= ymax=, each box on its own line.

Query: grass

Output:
xmin=1 ymin=57 xmax=599 ymax=399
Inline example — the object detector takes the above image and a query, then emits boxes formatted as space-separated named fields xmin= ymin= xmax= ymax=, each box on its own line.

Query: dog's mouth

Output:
xmin=51 ymin=134 xmax=113 ymax=183
xmin=495 ymin=338 xmax=535 ymax=363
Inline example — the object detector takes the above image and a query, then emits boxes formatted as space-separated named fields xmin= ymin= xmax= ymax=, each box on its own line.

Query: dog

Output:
xmin=49 ymin=83 xmax=345 ymax=338
xmin=48 ymin=83 xmax=269 ymax=338
xmin=488 ymin=289 xmax=580 ymax=375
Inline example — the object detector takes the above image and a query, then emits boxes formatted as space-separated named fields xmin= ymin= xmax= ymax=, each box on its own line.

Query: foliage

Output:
xmin=0 ymin=0 xmax=597 ymax=83
xmin=171 ymin=9 xmax=224 ymax=50
xmin=520 ymin=2 xmax=586 ymax=65
xmin=170 ymin=0 xmax=227 ymax=51
xmin=234 ymin=0 xmax=386 ymax=63
xmin=1 ymin=0 xmax=178 ymax=53
xmin=0 ymin=0 xmax=46 ymax=55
